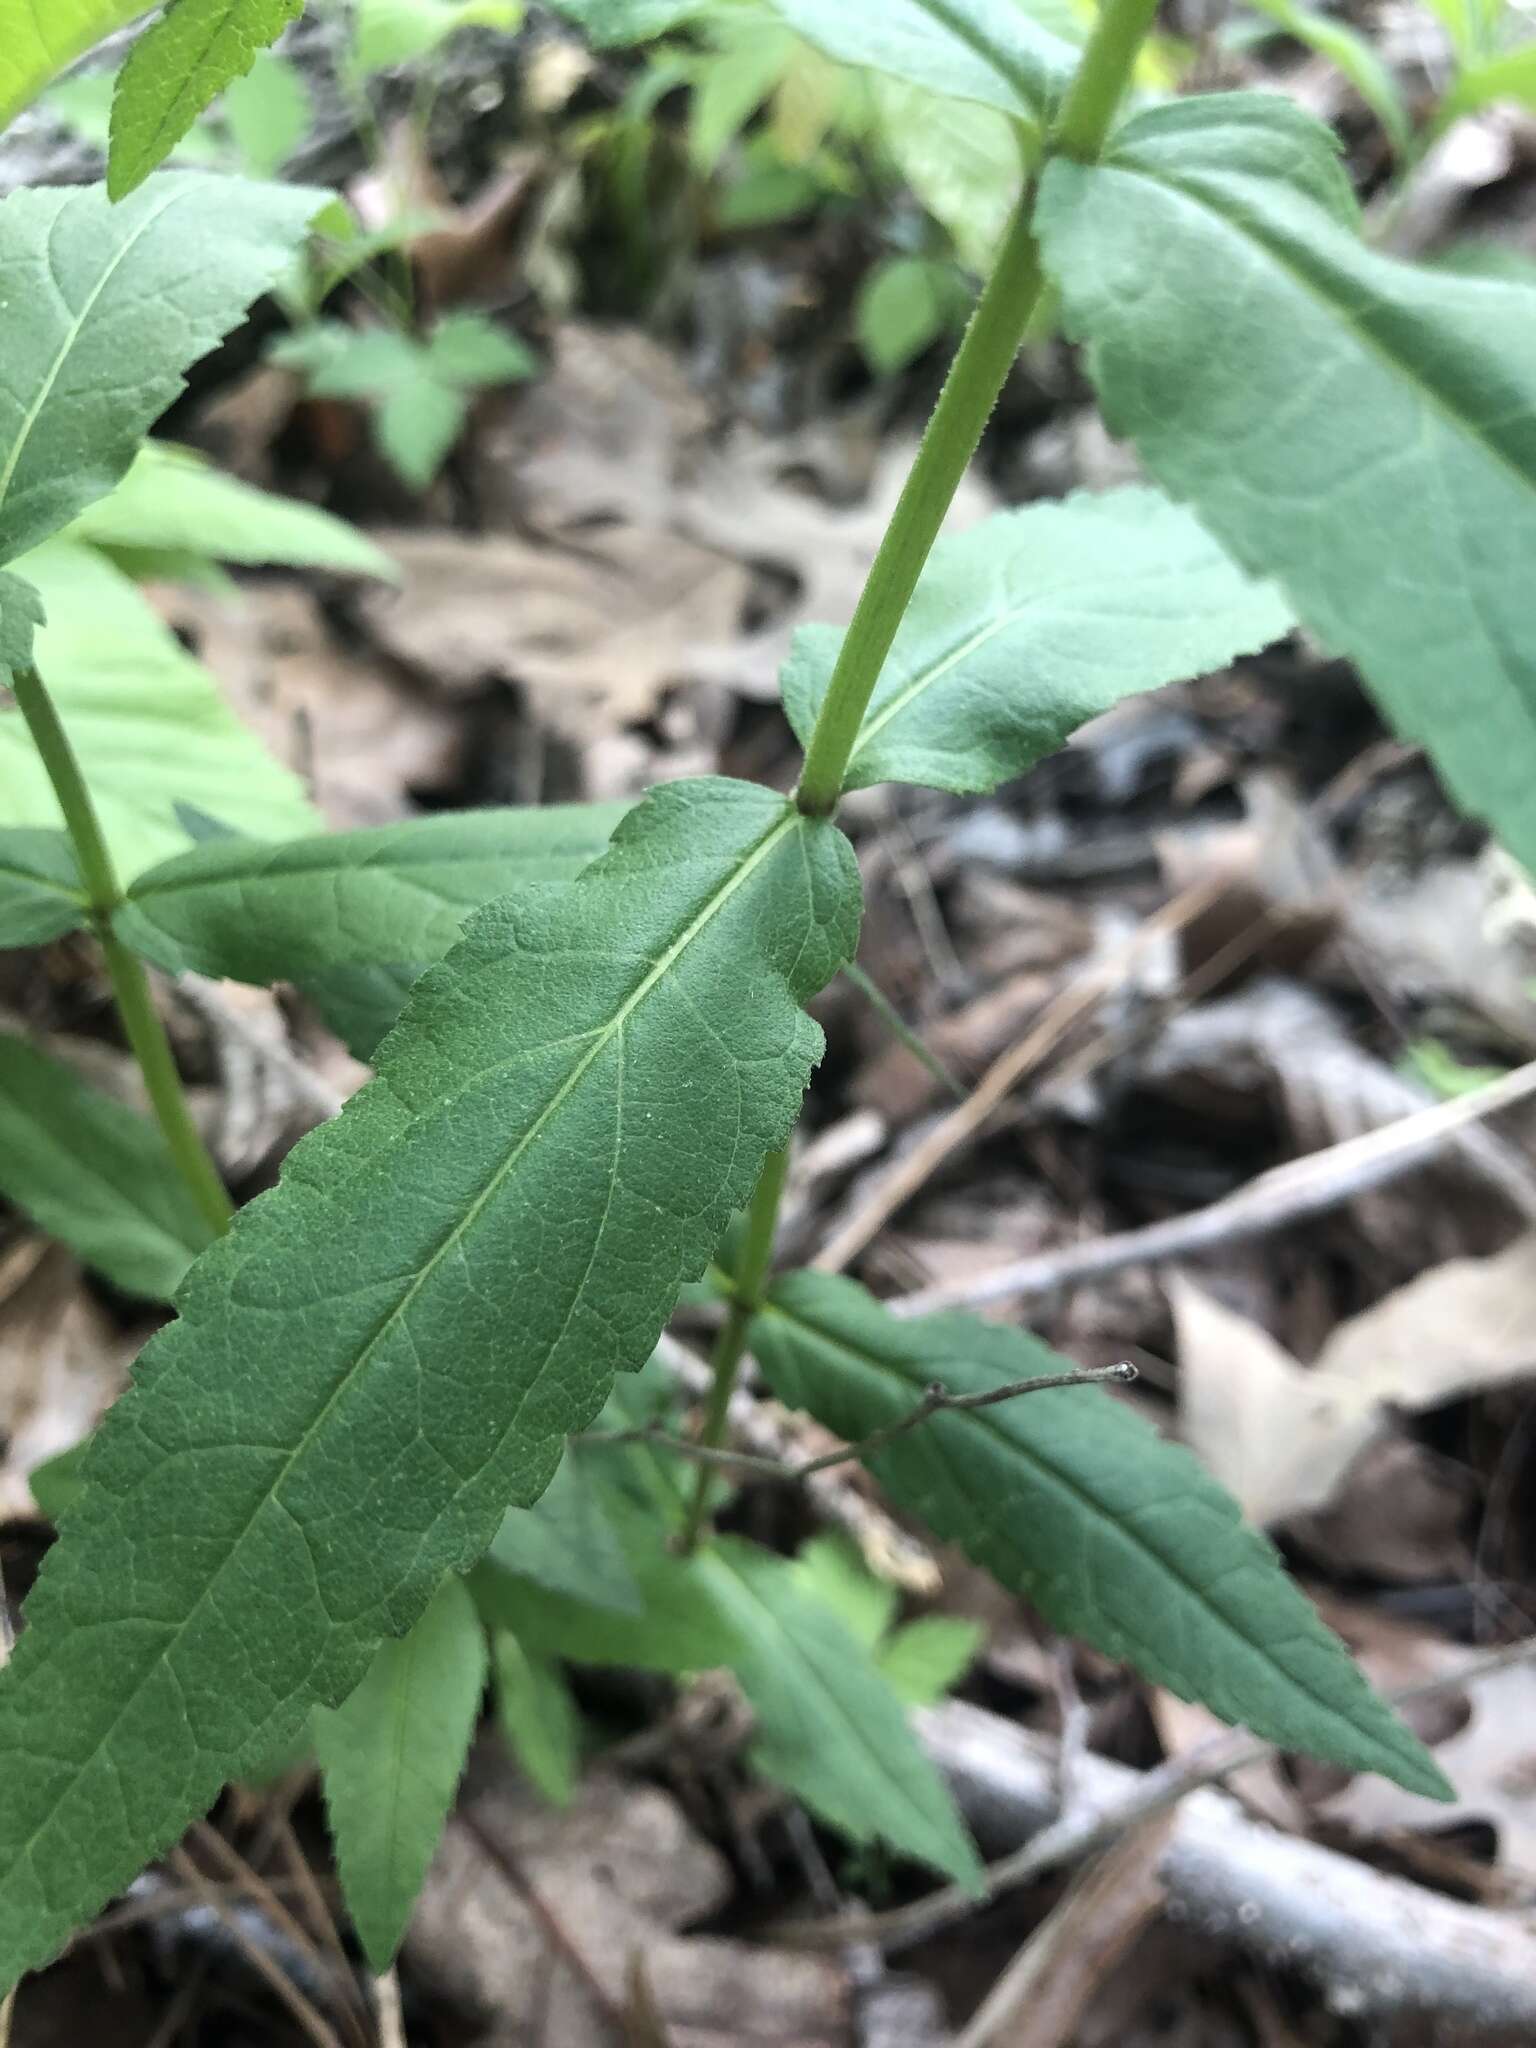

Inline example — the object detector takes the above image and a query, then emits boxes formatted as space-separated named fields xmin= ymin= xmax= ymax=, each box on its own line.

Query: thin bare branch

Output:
xmin=582 ymin=1364 xmax=1136 ymax=1481
xmin=899 ymin=1055 xmax=1536 ymax=1316
xmin=786 ymin=1633 xmax=1536 ymax=1957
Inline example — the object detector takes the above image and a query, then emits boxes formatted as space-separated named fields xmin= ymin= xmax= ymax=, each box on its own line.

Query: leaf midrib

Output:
xmin=7 ymin=802 xmax=801 ymax=1877
xmin=757 ymin=1294 xmax=1411 ymax=1762
xmin=0 ymin=185 xmax=184 ymax=546
xmin=1105 ymin=155 xmax=1536 ymax=503
xmin=907 ymin=0 xmax=1066 ymax=109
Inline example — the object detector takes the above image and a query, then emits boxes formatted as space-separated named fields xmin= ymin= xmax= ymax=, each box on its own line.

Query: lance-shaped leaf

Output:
xmin=781 ymin=488 xmax=1291 ymax=796
xmin=0 ymin=1 xmax=150 ymax=129
xmin=0 ymin=832 xmax=88 ymax=950
xmin=0 ymin=172 xmax=322 ymax=566
xmin=65 ymin=443 xmax=395 ymax=582
xmin=0 ymin=776 xmax=859 ymax=1990
xmin=486 ymin=1525 xmax=980 ymax=1882
xmin=1034 ymin=93 xmax=1536 ymax=876
xmin=118 ymin=802 xmax=630 ymax=1055
xmin=315 ymin=1575 xmax=487 ymax=1972
xmin=751 ymin=1272 xmax=1450 ymax=1798
xmin=109 ymin=0 xmax=306 ymax=198
xmin=1 ymin=544 xmax=318 ymax=877
xmin=0 ymin=1034 xmax=216 ymax=1299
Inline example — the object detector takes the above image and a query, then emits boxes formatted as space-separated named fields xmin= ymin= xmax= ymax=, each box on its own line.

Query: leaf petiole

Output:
xmin=8 ymin=664 xmax=233 ymax=1239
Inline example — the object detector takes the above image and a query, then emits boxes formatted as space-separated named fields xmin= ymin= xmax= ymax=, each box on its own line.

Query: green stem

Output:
xmin=1050 ymin=0 xmax=1162 ymax=163
xmin=793 ymin=194 xmax=1047 ymax=817
xmin=11 ymin=665 xmax=234 ymax=1240
xmin=680 ymin=1145 xmax=791 ymax=1550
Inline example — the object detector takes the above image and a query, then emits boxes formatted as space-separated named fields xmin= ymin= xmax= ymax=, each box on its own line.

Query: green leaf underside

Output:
xmin=0 ymin=832 xmax=88 ymax=950
xmin=0 ymin=543 xmax=319 ymax=877
xmin=752 ymin=1272 xmax=1450 ymax=1798
xmin=781 ymin=487 xmax=1292 ymax=796
xmin=484 ymin=1529 xmax=980 ymax=1883
xmin=1034 ymin=94 xmax=1536 ymax=877
xmin=0 ymin=174 xmax=322 ymax=568
xmin=109 ymin=0 xmax=305 ymax=200
xmin=315 ymin=1575 xmax=487 ymax=1971
xmin=119 ymin=801 xmax=631 ymax=1054
xmin=771 ymin=0 xmax=1073 ymax=121
xmin=0 ymin=1035 xmax=215 ymax=1299
xmin=0 ymin=1 xmax=152 ymax=129
xmin=65 ymin=444 xmax=395 ymax=581
xmin=0 ymin=776 xmax=858 ymax=1989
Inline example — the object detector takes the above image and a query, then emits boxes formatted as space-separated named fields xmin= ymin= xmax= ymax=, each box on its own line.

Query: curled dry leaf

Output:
xmin=405 ymin=1744 xmax=851 ymax=2047
xmin=1175 ymin=1235 xmax=1536 ymax=1528
xmin=0 ymin=1243 xmax=134 ymax=1520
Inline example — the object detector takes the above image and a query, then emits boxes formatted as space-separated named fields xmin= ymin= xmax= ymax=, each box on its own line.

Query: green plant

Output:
xmin=7 ymin=0 xmax=1536 ymax=1996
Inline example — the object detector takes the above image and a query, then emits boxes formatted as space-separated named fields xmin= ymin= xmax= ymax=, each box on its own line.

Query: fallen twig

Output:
xmin=954 ymin=1811 xmax=1172 ymax=2048
xmin=780 ymin=1639 xmax=1536 ymax=2037
xmin=898 ymin=1055 xmax=1536 ymax=1316
xmin=814 ymin=879 xmax=1225 ymax=1274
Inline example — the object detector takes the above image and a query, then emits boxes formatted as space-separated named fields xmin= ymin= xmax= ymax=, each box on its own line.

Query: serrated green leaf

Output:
xmin=0 ymin=1033 xmax=215 ymax=1299
xmin=315 ymin=1575 xmax=487 ymax=1971
xmin=0 ymin=1 xmax=152 ymax=131
xmin=108 ymin=0 xmax=305 ymax=199
xmin=781 ymin=488 xmax=1291 ymax=797
xmin=878 ymin=1616 xmax=982 ymax=1707
xmin=0 ymin=832 xmax=88 ymax=949
xmin=0 ymin=173 xmax=322 ymax=566
xmin=0 ymin=775 xmax=858 ymax=1989
xmin=696 ymin=1540 xmax=981 ymax=1885
xmin=488 ymin=1450 xmax=642 ymax=1616
xmin=1035 ymin=92 xmax=1536 ymax=877
xmin=751 ymin=1271 xmax=1451 ymax=1798
xmin=488 ymin=1520 xmax=979 ymax=1882
xmin=65 ymin=443 xmax=394 ymax=582
xmin=219 ymin=48 xmax=313 ymax=173
xmin=119 ymin=801 xmax=630 ymax=1053
xmin=492 ymin=1632 xmax=580 ymax=1805
xmin=0 ymin=543 xmax=319 ymax=877
xmin=0 ymin=571 xmax=44 ymax=678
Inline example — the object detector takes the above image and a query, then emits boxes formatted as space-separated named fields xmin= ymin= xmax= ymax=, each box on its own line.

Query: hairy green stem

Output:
xmin=1050 ymin=0 xmax=1162 ymax=162
xmin=10 ymin=665 xmax=234 ymax=1240
xmin=793 ymin=195 xmax=1046 ymax=817
xmin=680 ymin=1145 xmax=791 ymax=1550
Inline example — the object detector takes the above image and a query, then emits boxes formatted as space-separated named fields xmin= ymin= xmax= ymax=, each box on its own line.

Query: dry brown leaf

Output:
xmin=1175 ymin=1229 xmax=1536 ymax=1531
xmin=406 ymin=1746 xmax=850 ymax=2047
xmin=357 ymin=525 xmax=750 ymax=755
xmin=1318 ymin=1232 xmax=1536 ymax=1409
xmin=1323 ymin=1663 xmax=1536 ymax=1880
xmin=159 ymin=581 xmax=462 ymax=829
xmin=0 ymin=1243 xmax=135 ymax=1519
xmin=1170 ymin=1275 xmax=1377 ymax=1526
